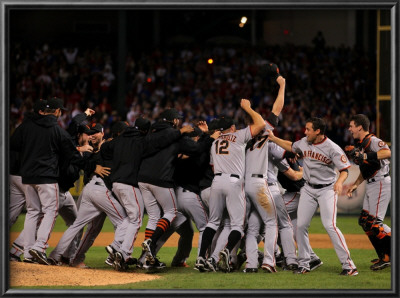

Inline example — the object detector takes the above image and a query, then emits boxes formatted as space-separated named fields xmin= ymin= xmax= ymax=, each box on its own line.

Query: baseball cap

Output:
xmin=111 ymin=121 xmax=129 ymax=136
xmin=186 ymin=127 xmax=203 ymax=138
xmin=33 ymin=99 xmax=47 ymax=113
xmin=78 ymin=124 xmax=93 ymax=135
xmin=160 ymin=108 xmax=183 ymax=121
xmin=208 ymin=118 xmax=220 ymax=132
xmin=215 ymin=117 xmax=235 ymax=131
xmin=135 ymin=117 xmax=151 ymax=132
xmin=46 ymin=97 xmax=67 ymax=111
xmin=90 ymin=123 xmax=104 ymax=134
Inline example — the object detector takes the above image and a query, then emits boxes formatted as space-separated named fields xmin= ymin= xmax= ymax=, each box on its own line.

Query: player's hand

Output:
xmin=95 ymin=165 xmax=111 ymax=178
xmin=180 ymin=125 xmax=194 ymax=134
xmin=266 ymin=129 xmax=275 ymax=140
xmin=79 ymin=144 xmax=93 ymax=153
xmin=276 ymin=76 xmax=285 ymax=86
xmin=210 ymin=130 xmax=221 ymax=140
xmin=240 ymin=98 xmax=251 ymax=110
xmin=333 ymin=182 xmax=343 ymax=195
xmin=347 ymin=184 xmax=358 ymax=198
xmin=84 ymin=108 xmax=95 ymax=117
xmin=197 ymin=121 xmax=208 ymax=133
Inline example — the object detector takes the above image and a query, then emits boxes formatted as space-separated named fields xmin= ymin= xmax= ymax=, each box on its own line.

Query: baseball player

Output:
xmin=101 ymin=117 xmax=192 ymax=270
xmin=172 ymin=125 xmax=214 ymax=266
xmin=346 ymin=114 xmax=391 ymax=271
xmin=266 ymin=141 xmax=299 ymax=271
xmin=49 ymin=123 xmax=129 ymax=267
xmin=10 ymin=97 xmax=82 ymax=265
xmin=277 ymin=153 xmax=324 ymax=271
xmin=267 ymin=117 xmax=358 ymax=275
xmin=195 ymin=98 xmax=266 ymax=273
xmin=241 ymin=75 xmax=286 ymax=273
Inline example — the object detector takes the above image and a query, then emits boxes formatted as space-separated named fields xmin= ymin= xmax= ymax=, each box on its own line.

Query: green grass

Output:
xmin=10 ymin=213 xmax=392 ymax=235
xmin=10 ymin=214 xmax=392 ymax=291
xmin=13 ymin=247 xmax=391 ymax=290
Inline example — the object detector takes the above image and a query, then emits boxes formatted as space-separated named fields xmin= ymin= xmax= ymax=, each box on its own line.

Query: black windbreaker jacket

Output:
xmin=174 ymin=134 xmax=215 ymax=195
xmin=138 ymin=122 xmax=214 ymax=188
xmin=101 ymin=126 xmax=183 ymax=187
xmin=10 ymin=113 xmax=81 ymax=184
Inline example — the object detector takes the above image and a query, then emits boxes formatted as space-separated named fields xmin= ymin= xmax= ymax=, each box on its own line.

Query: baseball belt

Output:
xmin=367 ymin=173 xmax=389 ymax=184
xmin=306 ymin=181 xmax=334 ymax=189
xmin=215 ymin=173 xmax=240 ymax=179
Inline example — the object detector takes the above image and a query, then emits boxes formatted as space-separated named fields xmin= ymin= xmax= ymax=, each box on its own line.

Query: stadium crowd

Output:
xmin=9 ymin=42 xmax=376 ymax=147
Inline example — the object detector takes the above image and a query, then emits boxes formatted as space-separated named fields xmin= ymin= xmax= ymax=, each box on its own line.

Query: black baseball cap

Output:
xmin=46 ymin=97 xmax=67 ymax=111
xmin=90 ymin=123 xmax=104 ymax=134
xmin=208 ymin=118 xmax=220 ymax=132
xmin=215 ymin=117 xmax=235 ymax=131
xmin=33 ymin=99 xmax=47 ymax=113
xmin=160 ymin=108 xmax=183 ymax=121
xmin=111 ymin=121 xmax=129 ymax=135
xmin=135 ymin=117 xmax=151 ymax=132
xmin=186 ymin=127 xmax=203 ymax=138
xmin=78 ymin=124 xmax=93 ymax=135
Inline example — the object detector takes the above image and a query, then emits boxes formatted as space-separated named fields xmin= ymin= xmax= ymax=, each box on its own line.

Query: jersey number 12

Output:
xmin=215 ymin=140 xmax=229 ymax=155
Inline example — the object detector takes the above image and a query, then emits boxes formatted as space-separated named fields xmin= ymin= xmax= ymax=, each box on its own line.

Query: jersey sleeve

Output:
xmin=291 ymin=139 xmax=303 ymax=154
xmin=271 ymin=155 xmax=289 ymax=172
xmin=369 ymin=136 xmax=390 ymax=152
xmin=237 ymin=126 xmax=253 ymax=144
xmin=269 ymin=142 xmax=286 ymax=161
xmin=330 ymin=142 xmax=351 ymax=171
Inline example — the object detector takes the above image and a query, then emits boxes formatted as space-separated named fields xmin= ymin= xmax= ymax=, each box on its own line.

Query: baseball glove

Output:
xmin=344 ymin=145 xmax=359 ymax=162
xmin=345 ymin=145 xmax=381 ymax=179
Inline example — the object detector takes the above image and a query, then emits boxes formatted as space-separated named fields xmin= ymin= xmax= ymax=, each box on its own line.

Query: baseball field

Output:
xmin=9 ymin=214 xmax=392 ymax=292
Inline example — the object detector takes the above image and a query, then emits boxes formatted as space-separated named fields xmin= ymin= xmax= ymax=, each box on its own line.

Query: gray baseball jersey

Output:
xmin=267 ymin=141 xmax=298 ymax=266
xmin=207 ymin=126 xmax=253 ymax=235
xmin=244 ymin=126 xmax=278 ymax=268
xmin=291 ymin=136 xmax=356 ymax=271
xmin=360 ymin=135 xmax=391 ymax=221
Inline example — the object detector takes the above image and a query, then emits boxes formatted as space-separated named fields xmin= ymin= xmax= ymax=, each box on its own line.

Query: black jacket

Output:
xmin=101 ymin=126 xmax=182 ymax=187
xmin=277 ymin=158 xmax=305 ymax=193
xmin=174 ymin=134 xmax=215 ymax=194
xmin=10 ymin=113 xmax=81 ymax=184
xmin=138 ymin=122 xmax=214 ymax=188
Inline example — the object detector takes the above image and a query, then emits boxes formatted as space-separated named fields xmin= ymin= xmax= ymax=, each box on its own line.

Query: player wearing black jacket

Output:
xmin=100 ymin=117 xmax=193 ymax=270
xmin=10 ymin=97 xmax=82 ymax=265
xmin=139 ymin=109 xmax=219 ymax=268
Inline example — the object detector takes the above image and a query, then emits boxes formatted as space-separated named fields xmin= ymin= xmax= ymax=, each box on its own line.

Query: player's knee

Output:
xmin=371 ymin=219 xmax=389 ymax=239
xmin=364 ymin=214 xmax=376 ymax=232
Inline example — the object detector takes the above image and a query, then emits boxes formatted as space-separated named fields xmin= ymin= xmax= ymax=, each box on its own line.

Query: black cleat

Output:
xmin=293 ymin=267 xmax=310 ymax=274
xmin=29 ymin=249 xmax=50 ymax=265
xmin=340 ymin=268 xmax=359 ymax=276
xmin=310 ymin=259 xmax=323 ymax=271
xmin=283 ymin=263 xmax=299 ymax=271
xmin=370 ymin=259 xmax=390 ymax=271
xmin=243 ymin=267 xmax=258 ymax=273
xmin=9 ymin=252 xmax=21 ymax=262
xmin=218 ymin=248 xmax=231 ymax=273
xmin=195 ymin=256 xmax=207 ymax=272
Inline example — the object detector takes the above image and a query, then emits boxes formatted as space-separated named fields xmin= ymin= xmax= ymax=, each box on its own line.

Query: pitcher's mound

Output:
xmin=10 ymin=262 xmax=161 ymax=287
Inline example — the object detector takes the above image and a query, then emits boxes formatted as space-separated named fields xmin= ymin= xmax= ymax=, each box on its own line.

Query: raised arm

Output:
xmin=240 ymin=98 xmax=265 ymax=136
xmin=271 ymin=76 xmax=285 ymax=117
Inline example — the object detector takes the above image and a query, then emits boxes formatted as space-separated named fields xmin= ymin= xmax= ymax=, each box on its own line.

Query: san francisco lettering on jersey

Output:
xmin=303 ymin=150 xmax=332 ymax=164
xmin=219 ymin=134 xmax=237 ymax=142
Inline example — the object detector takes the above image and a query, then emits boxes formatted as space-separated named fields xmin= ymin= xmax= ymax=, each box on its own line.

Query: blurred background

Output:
xmin=8 ymin=8 xmax=393 ymax=213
